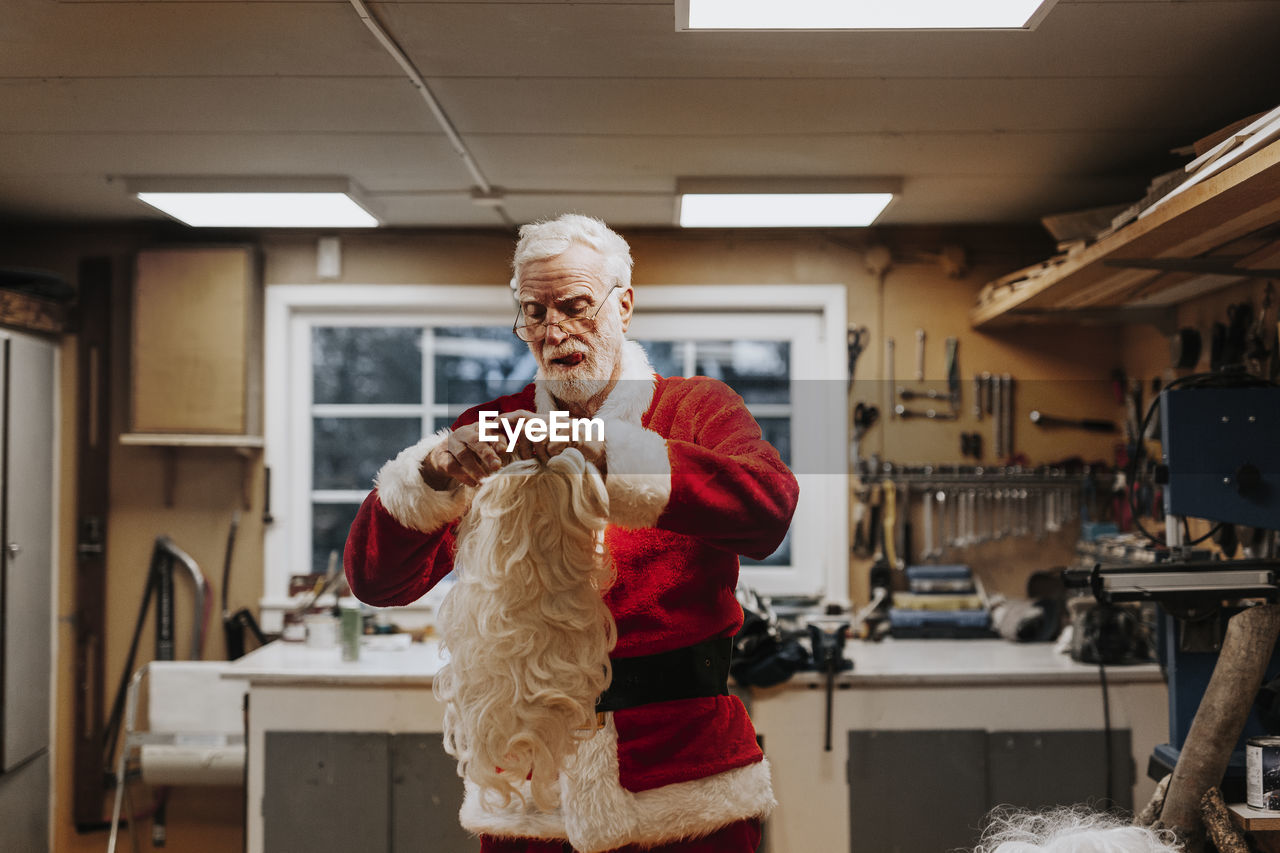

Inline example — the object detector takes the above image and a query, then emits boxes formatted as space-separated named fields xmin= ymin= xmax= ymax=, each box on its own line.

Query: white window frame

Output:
xmin=263 ymin=283 xmax=848 ymax=628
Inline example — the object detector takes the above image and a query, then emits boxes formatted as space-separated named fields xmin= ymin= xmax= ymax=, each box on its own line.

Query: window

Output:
xmin=264 ymin=285 xmax=847 ymax=628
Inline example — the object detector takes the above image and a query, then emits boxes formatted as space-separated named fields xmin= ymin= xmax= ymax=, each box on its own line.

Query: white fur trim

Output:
xmin=372 ymin=429 xmax=470 ymax=534
xmin=459 ymin=716 xmax=775 ymax=852
xmin=603 ymin=420 xmax=672 ymax=529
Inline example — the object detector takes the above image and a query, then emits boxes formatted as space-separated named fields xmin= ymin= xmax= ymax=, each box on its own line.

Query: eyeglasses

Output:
xmin=513 ymin=284 xmax=621 ymax=342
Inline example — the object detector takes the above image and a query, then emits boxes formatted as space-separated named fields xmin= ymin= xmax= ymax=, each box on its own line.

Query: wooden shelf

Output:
xmin=1229 ymin=802 xmax=1280 ymax=832
xmin=972 ymin=138 xmax=1280 ymax=328
xmin=120 ymin=433 xmax=262 ymax=507
xmin=120 ymin=432 xmax=264 ymax=449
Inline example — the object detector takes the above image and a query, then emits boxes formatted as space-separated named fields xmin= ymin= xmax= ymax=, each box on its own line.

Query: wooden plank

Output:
xmin=972 ymin=138 xmax=1280 ymax=327
xmin=131 ymin=247 xmax=252 ymax=434
xmin=0 ymin=289 xmax=68 ymax=335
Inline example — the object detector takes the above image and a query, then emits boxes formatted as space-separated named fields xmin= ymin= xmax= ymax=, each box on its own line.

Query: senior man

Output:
xmin=344 ymin=214 xmax=798 ymax=853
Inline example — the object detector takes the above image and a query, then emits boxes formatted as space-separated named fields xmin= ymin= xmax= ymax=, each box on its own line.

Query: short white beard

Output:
xmin=433 ymin=449 xmax=616 ymax=812
xmin=536 ymin=312 xmax=625 ymax=406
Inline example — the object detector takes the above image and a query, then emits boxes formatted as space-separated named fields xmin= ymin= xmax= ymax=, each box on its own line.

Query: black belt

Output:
xmin=595 ymin=637 xmax=732 ymax=713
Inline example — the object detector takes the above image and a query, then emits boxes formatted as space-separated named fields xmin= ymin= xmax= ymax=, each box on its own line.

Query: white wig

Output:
xmin=433 ymin=449 xmax=616 ymax=812
xmin=975 ymin=807 xmax=1181 ymax=853
xmin=510 ymin=213 xmax=634 ymax=293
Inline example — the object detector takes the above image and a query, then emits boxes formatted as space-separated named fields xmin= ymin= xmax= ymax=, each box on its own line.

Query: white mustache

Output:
xmin=545 ymin=345 xmax=590 ymax=361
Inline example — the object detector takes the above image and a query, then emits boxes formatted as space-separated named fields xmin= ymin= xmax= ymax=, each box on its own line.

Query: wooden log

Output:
xmin=1202 ymin=787 xmax=1251 ymax=853
xmin=1136 ymin=773 xmax=1171 ymax=828
xmin=1160 ymin=604 xmax=1280 ymax=852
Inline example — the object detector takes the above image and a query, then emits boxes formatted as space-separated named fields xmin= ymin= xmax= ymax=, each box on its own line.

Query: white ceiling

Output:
xmin=3 ymin=0 xmax=1279 ymax=228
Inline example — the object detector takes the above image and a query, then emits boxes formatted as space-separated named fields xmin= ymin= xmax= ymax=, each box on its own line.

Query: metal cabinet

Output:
xmin=262 ymin=731 xmax=478 ymax=853
xmin=0 ymin=330 xmax=57 ymax=851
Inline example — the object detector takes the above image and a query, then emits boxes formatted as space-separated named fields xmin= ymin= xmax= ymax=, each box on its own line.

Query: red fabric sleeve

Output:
xmin=653 ymin=380 xmax=799 ymax=560
xmin=343 ymin=492 xmax=458 ymax=607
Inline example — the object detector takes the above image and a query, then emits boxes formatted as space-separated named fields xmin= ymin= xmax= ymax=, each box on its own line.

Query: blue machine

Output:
xmin=1160 ymin=386 xmax=1280 ymax=531
xmin=1139 ymin=385 xmax=1280 ymax=794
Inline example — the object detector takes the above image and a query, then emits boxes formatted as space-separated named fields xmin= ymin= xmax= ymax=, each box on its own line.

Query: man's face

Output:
xmin=516 ymin=243 xmax=632 ymax=404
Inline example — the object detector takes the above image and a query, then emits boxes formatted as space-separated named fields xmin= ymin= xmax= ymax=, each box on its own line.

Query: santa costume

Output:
xmin=345 ymin=340 xmax=800 ymax=852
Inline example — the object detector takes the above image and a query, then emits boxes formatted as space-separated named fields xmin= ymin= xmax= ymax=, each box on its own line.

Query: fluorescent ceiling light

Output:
xmin=680 ymin=193 xmax=893 ymax=227
xmin=677 ymin=0 xmax=1058 ymax=30
xmin=127 ymin=177 xmax=379 ymax=228
xmin=677 ymin=178 xmax=898 ymax=227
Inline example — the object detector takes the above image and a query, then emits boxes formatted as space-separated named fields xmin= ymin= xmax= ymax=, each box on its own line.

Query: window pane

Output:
xmin=313 ymin=327 xmax=422 ymax=405
xmin=755 ymin=416 xmax=791 ymax=467
xmin=312 ymin=502 xmax=362 ymax=576
xmin=313 ymin=417 xmax=424 ymax=491
xmin=636 ymin=341 xmax=685 ymax=378
xmin=741 ymin=528 xmax=792 ymax=568
xmin=434 ymin=327 xmax=535 ymax=405
xmin=694 ymin=341 xmax=790 ymax=404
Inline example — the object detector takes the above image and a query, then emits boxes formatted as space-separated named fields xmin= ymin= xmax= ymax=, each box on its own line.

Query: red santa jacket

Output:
xmin=344 ymin=340 xmax=799 ymax=851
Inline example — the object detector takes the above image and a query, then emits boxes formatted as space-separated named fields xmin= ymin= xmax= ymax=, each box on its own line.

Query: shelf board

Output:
xmin=972 ymin=137 xmax=1280 ymax=328
xmin=120 ymin=432 xmax=264 ymax=449
xmin=1228 ymin=802 xmax=1280 ymax=832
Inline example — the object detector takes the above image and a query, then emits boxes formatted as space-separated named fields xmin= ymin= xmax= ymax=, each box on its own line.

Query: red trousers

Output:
xmin=479 ymin=818 xmax=761 ymax=853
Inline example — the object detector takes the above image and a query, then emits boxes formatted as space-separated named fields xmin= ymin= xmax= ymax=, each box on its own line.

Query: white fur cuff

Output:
xmin=372 ymin=429 xmax=470 ymax=534
xmin=602 ymin=419 xmax=671 ymax=529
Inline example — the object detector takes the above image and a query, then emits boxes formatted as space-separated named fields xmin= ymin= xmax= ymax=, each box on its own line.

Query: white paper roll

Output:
xmin=139 ymin=744 xmax=245 ymax=786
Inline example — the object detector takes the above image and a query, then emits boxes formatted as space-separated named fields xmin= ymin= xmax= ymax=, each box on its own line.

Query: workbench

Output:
xmin=750 ymin=639 xmax=1167 ymax=852
xmin=225 ymin=638 xmax=1167 ymax=853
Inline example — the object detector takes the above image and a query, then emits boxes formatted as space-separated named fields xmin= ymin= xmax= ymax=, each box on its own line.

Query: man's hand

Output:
xmin=420 ymin=409 xmax=606 ymax=488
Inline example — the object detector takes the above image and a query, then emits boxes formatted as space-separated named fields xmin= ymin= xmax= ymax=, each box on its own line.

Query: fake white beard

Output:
xmin=974 ymin=807 xmax=1181 ymax=853
xmin=433 ymin=448 xmax=616 ymax=812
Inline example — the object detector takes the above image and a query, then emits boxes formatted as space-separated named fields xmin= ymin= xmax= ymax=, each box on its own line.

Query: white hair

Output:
xmin=510 ymin=213 xmax=634 ymax=292
xmin=433 ymin=449 xmax=616 ymax=812
xmin=974 ymin=807 xmax=1181 ymax=853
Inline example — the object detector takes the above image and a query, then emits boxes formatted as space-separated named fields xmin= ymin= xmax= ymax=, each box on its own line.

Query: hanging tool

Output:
xmin=973 ymin=375 xmax=984 ymax=421
xmin=992 ymin=376 xmax=1004 ymax=456
xmin=914 ymin=328 xmax=926 ymax=381
xmin=982 ymin=372 xmax=994 ymax=416
xmin=922 ymin=488 xmax=935 ymax=561
xmin=1245 ymin=283 xmax=1274 ymax=377
xmin=851 ymin=402 xmax=880 ymax=462
xmin=847 ymin=325 xmax=869 ymax=391
xmin=1029 ymin=411 xmax=1118 ymax=432
xmin=944 ymin=337 xmax=960 ymax=407
xmin=882 ymin=479 xmax=900 ymax=568
xmin=894 ymin=405 xmax=958 ymax=421
xmin=886 ymin=338 xmax=896 ymax=420
xmin=1001 ymin=375 xmax=1015 ymax=458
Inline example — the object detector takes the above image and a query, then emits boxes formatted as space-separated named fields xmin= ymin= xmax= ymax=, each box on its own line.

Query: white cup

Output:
xmin=304 ymin=613 xmax=339 ymax=649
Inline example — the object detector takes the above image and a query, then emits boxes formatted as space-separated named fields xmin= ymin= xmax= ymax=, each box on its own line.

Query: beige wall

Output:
xmin=3 ymin=222 xmax=1149 ymax=850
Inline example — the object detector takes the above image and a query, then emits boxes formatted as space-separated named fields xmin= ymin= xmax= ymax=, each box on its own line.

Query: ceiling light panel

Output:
xmin=126 ymin=177 xmax=379 ymax=228
xmin=678 ymin=193 xmax=894 ymax=228
xmin=677 ymin=0 xmax=1058 ymax=31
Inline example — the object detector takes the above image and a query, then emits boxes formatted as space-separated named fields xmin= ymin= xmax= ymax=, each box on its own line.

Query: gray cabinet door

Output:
xmin=987 ymin=729 xmax=1133 ymax=812
xmin=264 ymin=732 xmax=390 ymax=853
xmin=848 ymin=729 xmax=989 ymax=853
xmin=0 ymin=332 xmax=55 ymax=773
xmin=390 ymin=733 xmax=478 ymax=853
